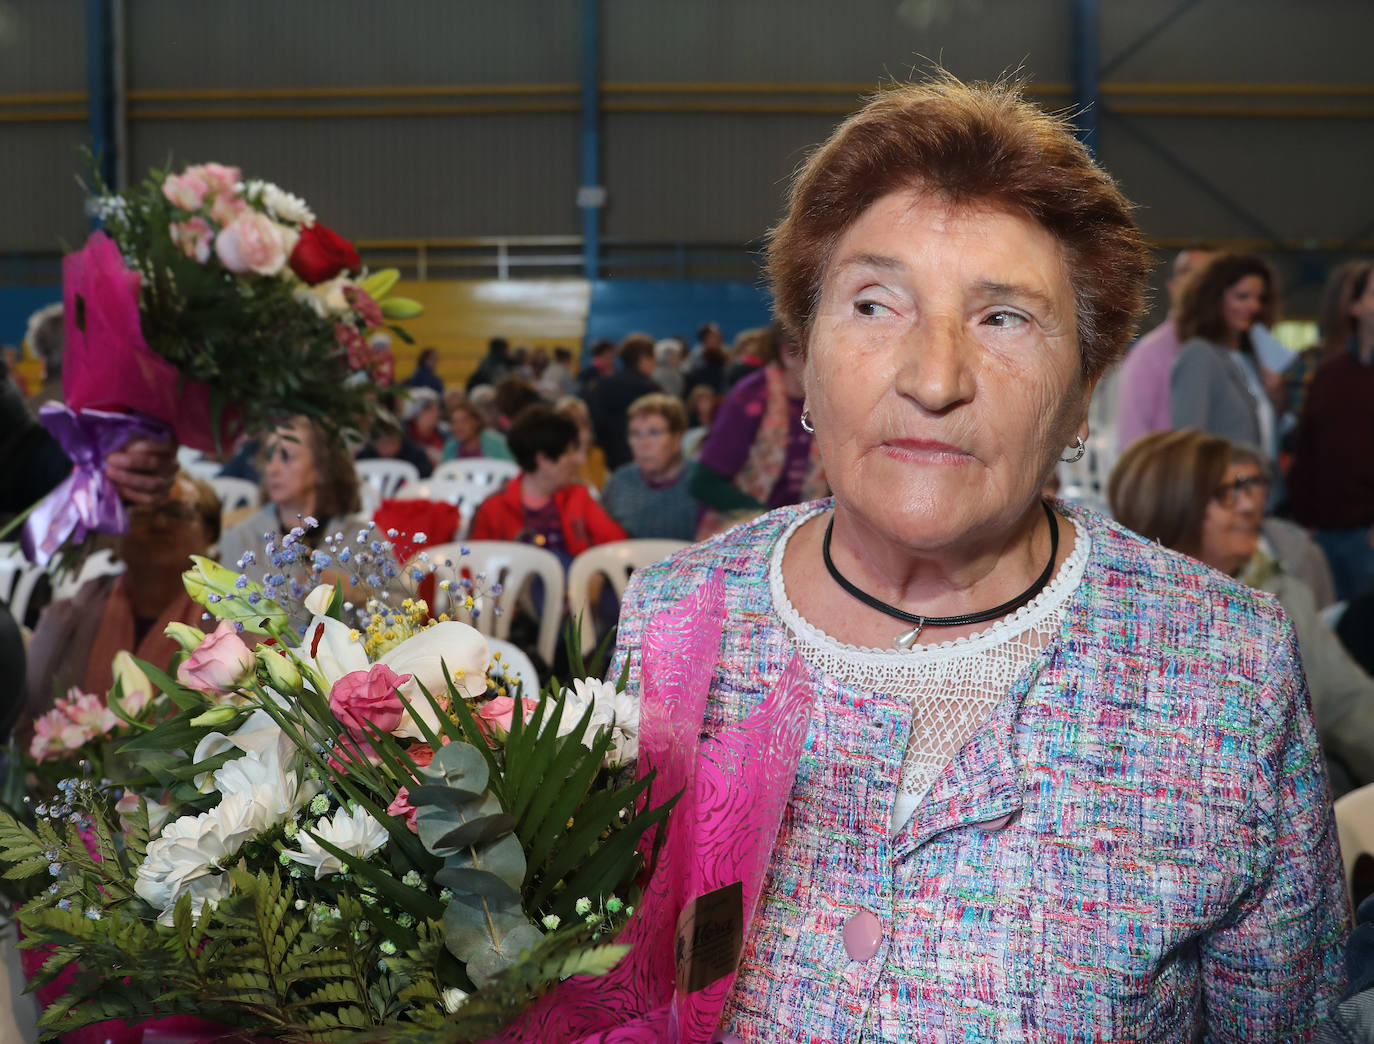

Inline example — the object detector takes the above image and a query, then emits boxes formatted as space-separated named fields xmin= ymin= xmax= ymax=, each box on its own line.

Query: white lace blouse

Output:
xmin=768 ymin=504 xmax=1091 ymax=833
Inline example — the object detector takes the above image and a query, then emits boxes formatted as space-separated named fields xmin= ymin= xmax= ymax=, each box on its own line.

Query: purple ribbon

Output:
xmin=20 ymin=404 xmax=172 ymax=566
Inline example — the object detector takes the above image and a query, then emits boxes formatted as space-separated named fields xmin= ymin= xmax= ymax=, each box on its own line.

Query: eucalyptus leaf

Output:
xmin=431 ymin=812 xmax=516 ymax=851
xmin=433 ymin=866 xmax=522 ymax=906
xmin=443 ymin=898 xmax=544 ymax=988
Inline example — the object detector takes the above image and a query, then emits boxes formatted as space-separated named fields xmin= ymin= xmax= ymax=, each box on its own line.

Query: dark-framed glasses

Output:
xmin=1212 ymin=474 xmax=1269 ymax=506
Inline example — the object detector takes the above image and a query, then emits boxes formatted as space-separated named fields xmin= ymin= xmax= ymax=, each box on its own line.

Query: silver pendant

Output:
xmin=895 ymin=619 xmax=925 ymax=649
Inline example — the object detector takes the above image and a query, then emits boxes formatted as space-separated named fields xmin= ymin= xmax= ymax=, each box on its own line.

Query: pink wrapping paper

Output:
xmin=499 ymin=570 xmax=815 ymax=1043
xmin=63 ymin=230 xmax=237 ymax=453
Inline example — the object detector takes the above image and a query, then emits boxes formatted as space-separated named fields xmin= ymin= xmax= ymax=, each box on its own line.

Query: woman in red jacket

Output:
xmin=469 ymin=403 xmax=626 ymax=562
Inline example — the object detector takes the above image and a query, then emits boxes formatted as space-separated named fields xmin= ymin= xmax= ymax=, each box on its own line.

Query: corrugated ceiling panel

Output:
xmin=129 ymin=112 xmax=581 ymax=238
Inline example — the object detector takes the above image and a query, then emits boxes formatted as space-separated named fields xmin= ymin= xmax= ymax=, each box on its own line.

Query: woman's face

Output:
xmin=452 ymin=407 xmax=481 ymax=443
xmin=264 ymin=421 xmax=318 ymax=512
xmin=628 ymin=412 xmax=683 ymax=475
xmin=805 ymin=188 xmax=1090 ymax=551
xmin=1221 ymin=275 xmax=1267 ymax=339
xmin=1198 ymin=460 xmax=1266 ymax=576
xmin=413 ymin=402 xmax=440 ymax=436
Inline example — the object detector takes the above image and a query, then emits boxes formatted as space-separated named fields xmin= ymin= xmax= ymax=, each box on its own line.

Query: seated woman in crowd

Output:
xmin=21 ymin=472 xmax=220 ymax=741
xmin=469 ymin=404 xmax=625 ymax=562
xmin=356 ymin=411 xmax=433 ymax=478
xmin=689 ymin=319 xmax=827 ymax=539
xmin=402 ymin=386 xmax=445 ymax=469
xmin=219 ymin=416 xmax=361 ymax=579
xmin=1110 ymin=427 xmax=1374 ymax=793
xmin=602 ymin=393 xmax=698 ymax=542
xmin=1169 ymin=252 xmax=1285 ymax=464
xmin=442 ymin=400 xmax=510 ymax=461
xmin=554 ymin=395 xmax=609 ymax=490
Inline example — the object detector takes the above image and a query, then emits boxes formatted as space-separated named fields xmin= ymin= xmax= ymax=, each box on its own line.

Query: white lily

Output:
xmin=298 ymin=615 xmax=368 ymax=691
xmin=378 ymin=621 xmax=490 ymax=740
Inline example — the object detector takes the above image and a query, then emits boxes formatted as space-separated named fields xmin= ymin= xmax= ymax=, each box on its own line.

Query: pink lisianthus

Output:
xmin=176 ymin=620 xmax=255 ymax=695
xmin=209 ymin=191 xmax=248 ymax=227
xmin=387 ymin=786 xmax=419 ymax=833
xmin=215 ymin=211 xmax=289 ymax=276
xmin=329 ymin=663 xmax=410 ymax=741
xmin=170 ymin=217 xmax=214 ymax=263
xmin=162 ymin=169 xmax=210 ymax=210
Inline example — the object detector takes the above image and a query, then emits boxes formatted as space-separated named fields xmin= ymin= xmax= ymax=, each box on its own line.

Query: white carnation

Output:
xmin=285 ymin=805 xmax=389 ymax=879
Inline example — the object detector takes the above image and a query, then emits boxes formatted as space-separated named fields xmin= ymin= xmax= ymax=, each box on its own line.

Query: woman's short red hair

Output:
xmin=766 ymin=73 xmax=1150 ymax=379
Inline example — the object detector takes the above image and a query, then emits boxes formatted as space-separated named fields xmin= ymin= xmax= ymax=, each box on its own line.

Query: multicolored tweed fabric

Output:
xmin=611 ymin=500 xmax=1350 ymax=1042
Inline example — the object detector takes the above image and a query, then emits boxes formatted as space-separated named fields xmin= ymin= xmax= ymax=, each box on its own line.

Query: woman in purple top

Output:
xmin=689 ymin=320 xmax=827 ymax=539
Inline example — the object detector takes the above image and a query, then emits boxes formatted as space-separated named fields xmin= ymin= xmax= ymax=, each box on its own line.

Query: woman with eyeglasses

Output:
xmin=601 ymin=393 xmax=698 ymax=542
xmin=1110 ymin=427 xmax=1374 ymax=793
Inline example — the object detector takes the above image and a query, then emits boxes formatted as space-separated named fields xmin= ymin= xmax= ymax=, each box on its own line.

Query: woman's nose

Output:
xmin=895 ymin=317 xmax=976 ymax=413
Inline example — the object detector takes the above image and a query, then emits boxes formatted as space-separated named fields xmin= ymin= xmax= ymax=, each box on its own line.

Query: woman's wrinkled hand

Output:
xmin=105 ymin=436 xmax=179 ymax=504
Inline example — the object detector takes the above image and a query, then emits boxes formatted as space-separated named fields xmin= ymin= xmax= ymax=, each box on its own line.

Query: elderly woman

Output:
xmin=1110 ymin=428 xmax=1374 ymax=795
xmin=595 ymin=77 xmax=1345 ymax=1041
xmin=601 ymin=392 xmax=698 ymax=541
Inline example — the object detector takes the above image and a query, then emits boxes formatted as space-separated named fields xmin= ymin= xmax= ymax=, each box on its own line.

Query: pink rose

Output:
xmin=387 ymin=786 xmax=419 ymax=833
xmin=162 ymin=170 xmax=209 ymax=210
xmin=195 ymin=162 xmax=242 ymax=196
xmin=176 ymin=620 xmax=255 ymax=695
xmin=209 ymin=191 xmax=248 ymax=227
xmin=215 ymin=211 xmax=289 ymax=275
xmin=329 ymin=663 xmax=410 ymax=741
xmin=476 ymin=695 xmax=540 ymax=739
xmin=170 ymin=217 xmax=214 ymax=263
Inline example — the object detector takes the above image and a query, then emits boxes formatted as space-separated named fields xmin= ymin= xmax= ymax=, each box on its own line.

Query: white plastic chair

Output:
xmin=420 ymin=541 xmax=565 ymax=668
xmin=356 ymin=459 xmax=421 ymax=513
xmin=486 ymin=636 xmax=541 ymax=698
xmin=210 ymin=476 xmax=259 ymax=513
xmin=433 ymin=457 xmax=520 ymax=489
xmin=566 ymin=540 xmax=689 ymax=657
xmin=52 ymin=548 xmax=125 ymax=601
xmin=1335 ymin=782 xmax=1374 ymax=907
xmin=0 ymin=542 xmax=49 ymax=629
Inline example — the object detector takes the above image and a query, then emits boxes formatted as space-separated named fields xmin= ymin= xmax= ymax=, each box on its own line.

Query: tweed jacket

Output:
xmin=611 ymin=500 xmax=1348 ymax=1042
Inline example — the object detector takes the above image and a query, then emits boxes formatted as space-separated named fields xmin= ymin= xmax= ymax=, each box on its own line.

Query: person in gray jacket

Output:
xmin=1170 ymin=252 xmax=1285 ymax=462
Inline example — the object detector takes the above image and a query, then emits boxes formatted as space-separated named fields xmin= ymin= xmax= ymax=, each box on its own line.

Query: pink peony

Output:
xmin=215 ymin=211 xmax=289 ymax=276
xmin=329 ymin=663 xmax=410 ymax=741
xmin=387 ymin=786 xmax=419 ymax=833
xmin=176 ymin=620 xmax=255 ymax=695
xmin=170 ymin=217 xmax=214 ymax=263
xmin=162 ymin=169 xmax=210 ymax=210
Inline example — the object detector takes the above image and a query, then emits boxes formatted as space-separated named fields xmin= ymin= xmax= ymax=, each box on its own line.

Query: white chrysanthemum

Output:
xmin=558 ymin=677 xmax=618 ymax=748
xmin=213 ymin=746 xmax=319 ymax=832
xmin=252 ymin=180 xmax=315 ymax=226
xmin=284 ymin=805 xmax=389 ymax=879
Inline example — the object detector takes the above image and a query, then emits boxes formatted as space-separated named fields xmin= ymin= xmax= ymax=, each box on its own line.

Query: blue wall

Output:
xmin=0 ymin=285 xmax=62 ymax=350
xmin=585 ymin=279 xmax=773 ymax=350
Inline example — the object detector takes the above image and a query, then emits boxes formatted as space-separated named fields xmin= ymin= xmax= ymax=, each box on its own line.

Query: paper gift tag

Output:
xmin=675 ymin=881 xmax=744 ymax=994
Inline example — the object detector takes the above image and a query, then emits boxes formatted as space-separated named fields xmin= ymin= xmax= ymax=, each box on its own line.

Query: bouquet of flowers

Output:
xmin=0 ymin=523 xmax=674 ymax=1043
xmin=19 ymin=160 xmax=420 ymax=565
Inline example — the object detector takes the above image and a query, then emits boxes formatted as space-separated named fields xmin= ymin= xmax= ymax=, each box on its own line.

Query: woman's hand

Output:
xmin=105 ymin=437 xmax=178 ymax=505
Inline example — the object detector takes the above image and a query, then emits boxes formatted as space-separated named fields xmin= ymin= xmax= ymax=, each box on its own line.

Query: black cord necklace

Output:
xmin=821 ymin=500 xmax=1059 ymax=649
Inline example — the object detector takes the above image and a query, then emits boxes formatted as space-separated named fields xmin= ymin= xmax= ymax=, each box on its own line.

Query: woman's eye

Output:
xmin=855 ymin=299 xmax=890 ymax=317
xmin=984 ymin=309 xmax=1027 ymax=328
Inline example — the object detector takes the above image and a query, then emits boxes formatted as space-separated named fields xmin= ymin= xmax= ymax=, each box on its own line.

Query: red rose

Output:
xmin=290 ymin=222 xmax=360 ymax=284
